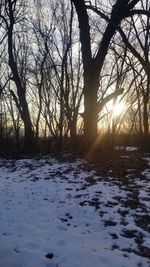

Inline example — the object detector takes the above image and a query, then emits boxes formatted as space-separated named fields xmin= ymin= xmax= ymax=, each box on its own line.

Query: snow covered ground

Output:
xmin=0 ymin=154 xmax=150 ymax=267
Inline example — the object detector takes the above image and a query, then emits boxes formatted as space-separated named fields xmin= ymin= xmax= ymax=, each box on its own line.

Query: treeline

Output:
xmin=0 ymin=0 xmax=150 ymax=154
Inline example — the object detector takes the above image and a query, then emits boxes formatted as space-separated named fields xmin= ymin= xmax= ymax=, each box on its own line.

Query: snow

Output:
xmin=143 ymin=238 xmax=150 ymax=249
xmin=115 ymin=146 xmax=138 ymax=151
xmin=125 ymin=147 xmax=138 ymax=152
xmin=0 ymin=156 xmax=150 ymax=267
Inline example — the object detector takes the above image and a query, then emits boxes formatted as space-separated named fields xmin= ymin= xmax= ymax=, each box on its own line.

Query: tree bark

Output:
xmin=7 ymin=23 xmax=35 ymax=153
xmin=84 ymin=72 xmax=99 ymax=148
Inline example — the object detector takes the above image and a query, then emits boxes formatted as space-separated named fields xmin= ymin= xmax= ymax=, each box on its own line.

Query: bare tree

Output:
xmin=117 ymin=0 xmax=150 ymax=148
xmin=0 ymin=0 xmax=35 ymax=152
xmin=71 ymin=0 xmax=148 ymax=152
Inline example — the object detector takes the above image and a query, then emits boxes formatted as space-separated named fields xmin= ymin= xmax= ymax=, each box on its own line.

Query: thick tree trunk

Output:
xmin=84 ymin=75 xmax=99 ymax=149
xmin=22 ymin=103 xmax=35 ymax=152
xmin=69 ymin=114 xmax=78 ymax=149
xmin=72 ymin=0 xmax=125 ymax=152
xmin=70 ymin=120 xmax=76 ymax=140
xmin=143 ymin=100 xmax=149 ymax=136
xmin=143 ymin=97 xmax=149 ymax=149
xmin=142 ymin=73 xmax=150 ymax=150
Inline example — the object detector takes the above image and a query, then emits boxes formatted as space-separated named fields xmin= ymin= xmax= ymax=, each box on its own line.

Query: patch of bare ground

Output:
xmin=80 ymin=150 xmax=150 ymax=260
xmin=83 ymin=151 xmax=147 ymax=182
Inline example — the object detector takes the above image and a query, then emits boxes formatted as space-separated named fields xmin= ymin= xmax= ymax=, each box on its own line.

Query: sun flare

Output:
xmin=112 ymin=102 xmax=125 ymax=118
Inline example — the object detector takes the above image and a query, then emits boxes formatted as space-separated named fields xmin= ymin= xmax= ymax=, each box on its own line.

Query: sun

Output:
xmin=112 ymin=101 xmax=125 ymax=118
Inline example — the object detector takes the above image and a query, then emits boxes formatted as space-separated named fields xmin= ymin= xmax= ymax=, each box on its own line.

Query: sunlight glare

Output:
xmin=112 ymin=102 xmax=125 ymax=118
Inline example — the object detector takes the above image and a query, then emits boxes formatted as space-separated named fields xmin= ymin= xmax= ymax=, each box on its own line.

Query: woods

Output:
xmin=1 ymin=2 xmax=150 ymax=265
xmin=0 ymin=0 xmax=150 ymax=154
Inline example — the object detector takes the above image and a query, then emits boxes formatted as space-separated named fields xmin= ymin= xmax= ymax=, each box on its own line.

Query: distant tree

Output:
xmin=118 ymin=0 xmax=150 ymax=148
xmin=32 ymin=0 xmax=83 ymax=150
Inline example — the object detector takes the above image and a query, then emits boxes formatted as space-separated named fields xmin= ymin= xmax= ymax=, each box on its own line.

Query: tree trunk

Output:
xmin=142 ymin=73 xmax=150 ymax=150
xmin=69 ymin=116 xmax=78 ymax=149
xmin=72 ymin=0 xmax=126 ymax=152
xmin=143 ymin=97 xmax=149 ymax=149
xmin=7 ymin=21 xmax=35 ymax=153
xmin=84 ymin=75 xmax=99 ymax=149
xmin=22 ymin=103 xmax=35 ymax=152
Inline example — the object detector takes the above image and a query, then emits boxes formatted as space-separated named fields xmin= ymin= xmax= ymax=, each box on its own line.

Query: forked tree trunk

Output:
xmin=72 ymin=0 xmax=130 ymax=152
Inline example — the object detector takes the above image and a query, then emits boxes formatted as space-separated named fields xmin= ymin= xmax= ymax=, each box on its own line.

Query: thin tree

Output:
xmin=0 ymin=0 xmax=35 ymax=152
